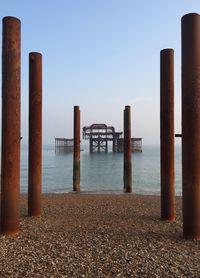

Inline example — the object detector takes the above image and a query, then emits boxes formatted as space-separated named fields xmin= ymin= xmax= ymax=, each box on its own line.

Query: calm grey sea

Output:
xmin=21 ymin=145 xmax=181 ymax=195
xmin=20 ymin=144 xmax=182 ymax=195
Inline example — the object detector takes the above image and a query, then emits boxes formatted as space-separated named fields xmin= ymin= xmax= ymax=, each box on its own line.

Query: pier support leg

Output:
xmin=123 ymin=106 xmax=132 ymax=193
xmin=98 ymin=137 xmax=100 ymax=152
xmin=73 ymin=106 xmax=80 ymax=191
xmin=182 ymin=13 xmax=200 ymax=239
xmin=28 ymin=52 xmax=42 ymax=217
xmin=113 ymin=138 xmax=116 ymax=152
xmin=106 ymin=139 xmax=108 ymax=152
xmin=89 ymin=138 xmax=93 ymax=153
xmin=160 ymin=48 xmax=175 ymax=221
xmin=1 ymin=17 xmax=21 ymax=235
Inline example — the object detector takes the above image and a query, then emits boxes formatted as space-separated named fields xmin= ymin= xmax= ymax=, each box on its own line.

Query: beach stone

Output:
xmin=0 ymin=194 xmax=199 ymax=277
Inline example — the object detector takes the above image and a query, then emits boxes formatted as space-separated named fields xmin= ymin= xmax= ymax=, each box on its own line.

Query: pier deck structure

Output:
xmin=82 ymin=124 xmax=142 ymax=153
xmin=55 ymin=138 xmax=74 ymax=153
xmin=118 ymin=137 xmax=142 ymax=152
xmin=83 ymin=124 xmax=122 ymax=153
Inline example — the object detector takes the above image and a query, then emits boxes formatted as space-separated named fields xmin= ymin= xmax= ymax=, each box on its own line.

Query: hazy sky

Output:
xmin=0 ymin=1 xmax=200 ymax=145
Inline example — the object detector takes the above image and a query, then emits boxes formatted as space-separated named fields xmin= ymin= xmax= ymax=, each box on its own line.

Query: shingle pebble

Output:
xmin=0 ymin=193 xmax=199 ymax=277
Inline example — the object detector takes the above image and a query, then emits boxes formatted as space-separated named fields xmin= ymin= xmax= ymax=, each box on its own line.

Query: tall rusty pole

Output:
xmin=160 ymin=49 xmax=175 ymax=221
xmin=1 ymin=17 xmax=21 ymax=235
xmin=73 ymin=106 xmax=80 ymax=191
xmin=182 ymin=13 xmax=200 ymax=239
xmin=28 ymin=52 xmax=42 ymax=217
xmin=123 ymin=105 xmax=132 ymax=193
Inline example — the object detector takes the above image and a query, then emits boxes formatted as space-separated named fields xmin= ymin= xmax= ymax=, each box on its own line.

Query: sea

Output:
xmin=20 ymin=144 xmax=182 ymax=195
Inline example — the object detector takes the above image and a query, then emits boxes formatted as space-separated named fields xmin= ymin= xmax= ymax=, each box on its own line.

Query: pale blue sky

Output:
xmin=0 ymin=1 xmax=200 ymax=145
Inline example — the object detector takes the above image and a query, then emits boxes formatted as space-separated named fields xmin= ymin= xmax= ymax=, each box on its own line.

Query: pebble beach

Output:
xmin=0 ymin=193 xmax=200 ymax=277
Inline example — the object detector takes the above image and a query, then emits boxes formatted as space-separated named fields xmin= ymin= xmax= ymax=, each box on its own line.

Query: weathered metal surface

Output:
xmin=123 ymin=106 xmax=132 ymax=193
xmin=83 ymin=124 xmax=122 ymax=153
xmin=182 ymin=13 xmax=200 ymax=239
xmin=1 ymin=17 xmax=21 ymax=235
xmin=28 ymin=52 xmax=42 ymax=217
xmin=73 ymin=106 xmax=80 ymax=191
xmin=160 ymin=48 xmax=175 ymax=221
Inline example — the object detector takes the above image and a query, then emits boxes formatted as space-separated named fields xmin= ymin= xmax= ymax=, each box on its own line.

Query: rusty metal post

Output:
xmin=123 ymin=108 xmax=127 ymax=190
xmin=1 ymin=17 xmax=21 ymax=235
xmin=73 ymin=106 xmax=80 ymax=191
xmin=182 ymin=13 xmax=200 ymax=239
xmin=160 ymin=49 xmax=175 ymax=221
xmin=123 ymin=106 xmax=132 ymax=193
xmin=28 ymin=52 xmax=42 ymax=217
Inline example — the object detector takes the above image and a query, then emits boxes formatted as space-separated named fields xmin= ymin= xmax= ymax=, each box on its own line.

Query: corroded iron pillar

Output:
xmin=160 ymin=49 xmax=175 ymax=221
xmin=1 ymin=17 xmax=21 ymax=235
xmin=73 ymin=106 xmax=80 ymax=191
xmin=123 ymin=106 xmax=132 ymax=193
xmin=28 ymin=52 xmax=42 ymax=217
xmin=182 ymin=13 xmax=200 ymax=239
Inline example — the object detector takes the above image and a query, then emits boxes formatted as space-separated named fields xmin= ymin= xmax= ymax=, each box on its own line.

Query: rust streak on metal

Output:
xmin=123 ymin=106 xmax=132 ymax=193
xmin=73 ymin=106 xmax=80 ymax=191
xmin=160 ymin=48 xmax=175 ymax=221
xmin=28 ymin=52 xmax=42 ymax=217
xmin=182 ymin=13 xmax=200 ymax=239
xmin=1 ymin=17 xmax=21 ymax=235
